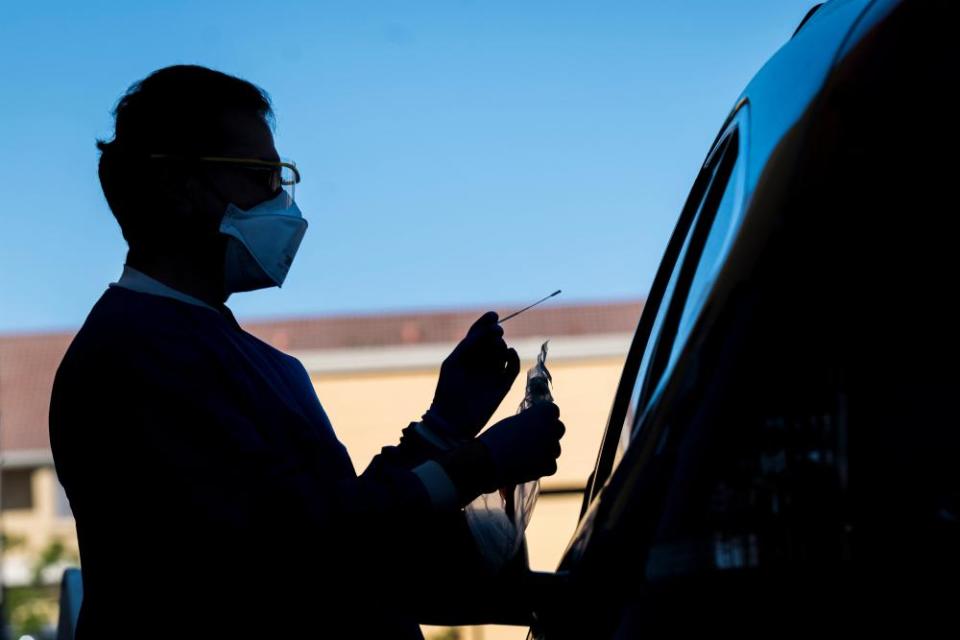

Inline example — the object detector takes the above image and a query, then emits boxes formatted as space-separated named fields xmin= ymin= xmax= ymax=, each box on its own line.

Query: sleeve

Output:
xmin=403 ymin=418 xmax=533 ymax=577
xmin=359 ymin=427 xmax=536 ymax=625
xmin=365 ymin=420 xmax=468 ymax=510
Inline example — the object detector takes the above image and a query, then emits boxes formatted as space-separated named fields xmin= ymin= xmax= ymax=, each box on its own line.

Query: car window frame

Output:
xmin=584 ymin=107 xmax=748 ymax=510
xmin=638 ymin=129 xmax=741 ymax=412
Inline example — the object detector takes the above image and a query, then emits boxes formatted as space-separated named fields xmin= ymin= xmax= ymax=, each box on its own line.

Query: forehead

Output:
xmin=216 ymin=110 xmax=278 ymax=162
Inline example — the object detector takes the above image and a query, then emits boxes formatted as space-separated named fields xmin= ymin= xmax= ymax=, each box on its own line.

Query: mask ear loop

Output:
xmin=187 ymin=173 xmax=246 ymax=271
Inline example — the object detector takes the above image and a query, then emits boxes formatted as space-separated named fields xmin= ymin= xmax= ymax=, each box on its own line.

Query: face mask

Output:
xmin=218 ymin=190 xmax=308 ymax=294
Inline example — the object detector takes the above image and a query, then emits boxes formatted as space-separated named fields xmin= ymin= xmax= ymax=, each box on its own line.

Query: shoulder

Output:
xmin=53 ymin=287 xmax=230 ymax=392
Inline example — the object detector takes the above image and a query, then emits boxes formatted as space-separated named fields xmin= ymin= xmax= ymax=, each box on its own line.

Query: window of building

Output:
xmin=1 ymin=468 xmax=35 ymax=511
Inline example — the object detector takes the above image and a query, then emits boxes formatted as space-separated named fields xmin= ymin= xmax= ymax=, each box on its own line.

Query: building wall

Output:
xmin=2 ymin=466 xmax=78 ymax=587
xmin=313 ymin=355 xmax=626 ymax=497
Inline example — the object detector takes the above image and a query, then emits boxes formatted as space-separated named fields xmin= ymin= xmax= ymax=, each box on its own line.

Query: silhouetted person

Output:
xmin=49 ymin=65 xmax=565 ymax=639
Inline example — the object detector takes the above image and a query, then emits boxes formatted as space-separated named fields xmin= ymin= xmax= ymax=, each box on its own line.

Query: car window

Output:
xmin=667 ymin=134 xmax=745 ymax=372
xmin=599 ymin=125 xmax=742 ymax=486
xmin=611 ymin=213 xmax=699 ymax=471
xmin=635 ymin=130 xmax=740 ymax=421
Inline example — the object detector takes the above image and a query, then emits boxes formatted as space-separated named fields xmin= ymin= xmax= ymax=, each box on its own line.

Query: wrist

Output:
xmin=412 ymin=421 xmax=458 ymax=452
xmin=422 ymin=406 xmax=469 ymax=447
xmin=399 ymin=421 xmax=450 ymax=462
xmin=436 ymin=440 xmax=500 ymax=507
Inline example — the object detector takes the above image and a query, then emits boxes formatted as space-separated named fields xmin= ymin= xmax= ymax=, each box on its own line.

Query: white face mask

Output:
xmin=218 ymin=190 xmax=308 ymax=294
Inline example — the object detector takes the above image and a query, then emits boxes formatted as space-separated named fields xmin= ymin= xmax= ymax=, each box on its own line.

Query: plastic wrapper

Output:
xmin=465 ymin=340 xmax=553 ymax=574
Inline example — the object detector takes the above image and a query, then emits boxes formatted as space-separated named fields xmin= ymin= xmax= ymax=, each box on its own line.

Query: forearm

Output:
xmin=368 ymin=411 xmax=470 ymax=471
xmin=364 ymin=414 xmax=495 ymax=511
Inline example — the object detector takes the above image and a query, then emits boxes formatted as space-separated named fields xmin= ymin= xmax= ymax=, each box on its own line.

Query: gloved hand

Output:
xmin=477 ymin=401 xmax=565 ymax=488
xmin=426 ymin=311 xmax=521 ymax=440
xmin=436 ymin=401 xmax=566 ymax=506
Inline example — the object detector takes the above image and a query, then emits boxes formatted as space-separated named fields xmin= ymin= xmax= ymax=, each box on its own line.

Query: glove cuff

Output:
xmin=436 ymin=439 xmax=500 ymax=507
xmin=421 ymin=407 xmax=469 ymax=448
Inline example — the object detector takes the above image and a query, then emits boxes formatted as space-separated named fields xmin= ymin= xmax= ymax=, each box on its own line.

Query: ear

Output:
xmin=152 ymin=163 xmax=195 ymax=224
xmin=183 ymin=171 xmax=229 ymax=233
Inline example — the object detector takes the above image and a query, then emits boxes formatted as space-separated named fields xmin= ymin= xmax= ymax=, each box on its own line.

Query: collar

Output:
xmin=109 ymin=264 xmax=221 ymax=313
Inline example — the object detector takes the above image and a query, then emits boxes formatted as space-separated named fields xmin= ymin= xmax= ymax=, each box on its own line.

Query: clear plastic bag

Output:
xmin=464 ymin=340 xmax=553 ymax=574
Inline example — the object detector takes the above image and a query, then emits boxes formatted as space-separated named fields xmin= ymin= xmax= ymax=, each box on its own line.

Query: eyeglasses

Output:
xmin=148 ymin=154 xmax=301 ymax=200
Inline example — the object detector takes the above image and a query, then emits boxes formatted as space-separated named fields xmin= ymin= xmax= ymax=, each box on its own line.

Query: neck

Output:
xmin=126 ymin=247 xmax=228 ymax=308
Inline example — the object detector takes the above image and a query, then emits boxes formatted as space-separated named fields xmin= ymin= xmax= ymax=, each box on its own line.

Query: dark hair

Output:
xmin=96 ymin=65 xmax=274 ymax=248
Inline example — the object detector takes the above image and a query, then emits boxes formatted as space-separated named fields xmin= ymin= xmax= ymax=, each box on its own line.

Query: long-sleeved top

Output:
xmin=48 ymin=265 xmax=528 ymax=639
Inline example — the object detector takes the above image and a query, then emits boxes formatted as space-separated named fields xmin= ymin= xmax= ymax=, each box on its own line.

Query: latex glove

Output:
xmin=436 ymin=401 xmax=566 ymax=507
xmin=426 ymin=311 xmax=521 ymax=440
xmin=478 ymin=401 xmax=565 ymax=487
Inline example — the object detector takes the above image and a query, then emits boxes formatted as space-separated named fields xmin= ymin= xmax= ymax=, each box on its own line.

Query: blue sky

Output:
xmin=0 ymin=1 xmax=816 ymax=333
